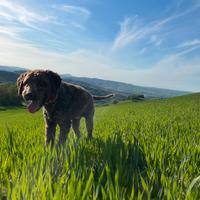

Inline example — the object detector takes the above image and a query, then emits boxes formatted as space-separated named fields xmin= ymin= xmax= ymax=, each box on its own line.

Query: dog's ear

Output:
xmin=16 ymin=72 xmax=28 ymax=96
xmin=46 ymin=70 xmax=61 ymax=94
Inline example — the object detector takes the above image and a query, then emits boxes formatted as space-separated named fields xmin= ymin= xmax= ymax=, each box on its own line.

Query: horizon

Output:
xmin=0 ymin=0 xmax=200 ymax=92
xmin=0 ymin=65 xmax=191 ymax=93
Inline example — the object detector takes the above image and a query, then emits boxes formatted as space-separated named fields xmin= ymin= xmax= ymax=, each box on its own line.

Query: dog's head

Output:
xmin=17 ymin=70 xmax=61 ymax=113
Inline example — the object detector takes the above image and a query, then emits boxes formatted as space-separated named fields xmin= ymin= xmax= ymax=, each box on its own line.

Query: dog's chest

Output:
xmin=43 ymin=107 xmax=63 ymax=121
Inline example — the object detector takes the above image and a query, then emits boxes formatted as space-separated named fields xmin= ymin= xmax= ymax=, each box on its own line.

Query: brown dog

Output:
xmin=17 ymin=70 xmax=113 ymax=145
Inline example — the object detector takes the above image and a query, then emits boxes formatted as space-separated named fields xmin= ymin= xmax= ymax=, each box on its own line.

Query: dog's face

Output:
xmin=17 ymin=70 xmax=61 ymax=113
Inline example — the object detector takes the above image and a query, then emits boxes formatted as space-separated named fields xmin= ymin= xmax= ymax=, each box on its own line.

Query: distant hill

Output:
xmin=63 ymin=76 xmax=190 ymax=98
xmin=0 ymin=65 xmax=27 ymax=73
xmin=0 ymin=71 xmax=19 ymax=83
xmin=0 ymin=70 xmax=118 ymax=104
xmin=62 ymin=77 xmax=126 ymax=103
xmin=0 ymin=66 xmax=190 ymax=100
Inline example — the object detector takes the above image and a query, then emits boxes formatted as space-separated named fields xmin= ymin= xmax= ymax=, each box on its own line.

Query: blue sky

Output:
xmin=0 ymin=0 xmax=200 ymax=91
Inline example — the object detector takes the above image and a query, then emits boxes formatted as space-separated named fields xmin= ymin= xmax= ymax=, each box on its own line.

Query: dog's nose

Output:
xmin=24 ymin=93 xmax=34 ymax=100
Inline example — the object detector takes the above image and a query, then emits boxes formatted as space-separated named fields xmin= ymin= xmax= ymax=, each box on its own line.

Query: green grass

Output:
xmin=0 ymin=94 xmax=200 ymax=199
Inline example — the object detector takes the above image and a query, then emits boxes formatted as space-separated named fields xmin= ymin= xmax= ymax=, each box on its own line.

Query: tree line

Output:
xmin=0 ymin=83 xmax=21 ymax=107
xmin=0 ymin=83 xmax=145 ymax=108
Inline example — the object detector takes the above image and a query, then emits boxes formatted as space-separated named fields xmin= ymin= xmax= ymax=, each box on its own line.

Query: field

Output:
xmin=0 ymin=94 xmax=200 ymax=199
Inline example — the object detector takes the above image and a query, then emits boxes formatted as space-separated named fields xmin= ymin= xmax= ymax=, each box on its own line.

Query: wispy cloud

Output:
xmin=0 ymin=0 xmax=199 ymax=92
xmin=0 ymin=26 xmax=19 ymax=38
xmin=177 ymin=39 xmax=200 ymax=48
xmin=112 ymin=16 xmax=145 ymax=50
xmin=51 ymin=4 xmax=91 ymax=30
xmin=135 ymin=53 xmax=200 ymax=91
xmin=0 ymin=32 xmax=199 ymax=92
xmin=112 ymin=3 xmax=200 ymax=50
xmin=112 ymin=16 xmax=170 ymax=50
xmin=0 ymin=35 xmax=110 ymax=77
xmin=0 ymin=0 xmax=57 ymax=34
xmin=0 ymin=1 xmax=92 ymax=50
xmin=150 ymin=35 xmax=162 ymax=46
xmin=52 ymin=4 xmax=91 ymax=20
xmin=138 ymin=47 xmax=146 ymax=55
xmin=0 ymin=0 xmax=51 ymax=23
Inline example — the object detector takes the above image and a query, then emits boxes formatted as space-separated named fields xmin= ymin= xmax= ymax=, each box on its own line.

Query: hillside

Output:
xmin=0 ymin=71 xmax=19 ymax=83
xmin=0 ymin=66 xmax=190 ymax=99
xmin=61 ymin=77 xmax=127 ymax=102
xmin=0 ymin=93 xmax=199 ymax=199
xmin=65 ymin=76 xmax=189 ymax=98
xmin=0 ymin=71 xmax=118 ymax=105
xmin=0 ymin=65 xmax=27 ymax=72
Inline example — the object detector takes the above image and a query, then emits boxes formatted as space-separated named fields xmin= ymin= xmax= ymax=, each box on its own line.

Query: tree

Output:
xmin=0 ymin=83 xmax=22 ymax=107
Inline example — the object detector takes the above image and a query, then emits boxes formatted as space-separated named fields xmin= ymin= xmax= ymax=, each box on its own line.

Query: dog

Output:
xmin=17 ymin=70 xmax=113 ymax=145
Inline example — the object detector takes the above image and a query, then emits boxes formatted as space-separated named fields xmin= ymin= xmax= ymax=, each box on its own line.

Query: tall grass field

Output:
xmin=0 ymin=94 xmax=200 ymax=199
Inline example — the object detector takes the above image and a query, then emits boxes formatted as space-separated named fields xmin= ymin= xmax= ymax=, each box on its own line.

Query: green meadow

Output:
xmin=0 ymin=94 xmax=200 ymax=199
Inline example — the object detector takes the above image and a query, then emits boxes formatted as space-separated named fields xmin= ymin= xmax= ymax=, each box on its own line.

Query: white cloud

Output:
xmin=112 ymin=3 xmax=200 ymax=50
xmin=0 ymin=26 xmax=19 ymax=37
xmin=0 ymin=0 xmax=57 ymax=34
xmin=0 ymin=0 xmax=51 ymax=23
xmin=0 ymin=1 xmax=199 ymax=92
xmin=0 ymin=0 xmax=79 ymax=52
xmin=63 ymin=48 xmax=200 ymax=92
xmin=52 ymin=4 xmax=91 ymax=20
xmin=0 ymin=34 xmax=199 ymax=92
xmin=0 ymin=35 xmax=114 ymax=78
xmin=177 ymin=39 xmax=200 ymax=48
xmin=112 ymin=16 xmax=170 ymax=50
xmin=112 ymin=16 xmax=147 ymax=50
xmin=150 ymin=35 xmax=162 ymax=46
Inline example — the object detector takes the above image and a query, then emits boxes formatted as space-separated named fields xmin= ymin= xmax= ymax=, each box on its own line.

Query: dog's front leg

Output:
xmin=45 ymin=121 xmax=56 ymax=146
xmin=58 ymin=120 xmax=71 ymax=145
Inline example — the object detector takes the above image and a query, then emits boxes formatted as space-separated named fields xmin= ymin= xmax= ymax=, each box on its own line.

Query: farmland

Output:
xmin=0 ymin=94 xmax=200 ymax=199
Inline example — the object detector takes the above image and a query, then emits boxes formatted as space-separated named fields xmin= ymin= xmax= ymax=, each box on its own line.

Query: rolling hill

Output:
xmin=0 ymin=93 xmax=199 ymax=199
xmin=0 ymin=66 xmax=190 ymax=100
xmin=0 ymin=71 xmax=19 ymax=83
xmin=63 ymin=76 xmax=189 ymax=98
xmin=0 ymin=65 xmax=27 ymax=72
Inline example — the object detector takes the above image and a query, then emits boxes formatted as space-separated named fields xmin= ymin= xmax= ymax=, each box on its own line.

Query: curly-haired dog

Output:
xmin=17 ymin=70 xmax=113 ymax=145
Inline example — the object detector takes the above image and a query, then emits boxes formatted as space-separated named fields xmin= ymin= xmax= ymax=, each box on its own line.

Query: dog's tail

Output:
xmin=93 ymin=93 xmax=114 ymax=100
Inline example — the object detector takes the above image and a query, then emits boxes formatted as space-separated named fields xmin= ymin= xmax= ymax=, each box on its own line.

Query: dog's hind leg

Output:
xmin=85 ymin=114 xmax=94 ymax=139
xmin=72 ymin=119 xmax=81 ymax=138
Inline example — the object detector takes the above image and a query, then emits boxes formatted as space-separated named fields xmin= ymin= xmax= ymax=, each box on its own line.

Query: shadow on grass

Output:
xmin=0 ymin=187 xmax=7 ymax=200
xmin=71 ymin=135 xmax=148 ymax=198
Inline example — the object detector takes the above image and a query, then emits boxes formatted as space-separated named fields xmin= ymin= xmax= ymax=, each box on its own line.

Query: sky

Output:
xmin=0 ymin=0 xmax=200 ymax=91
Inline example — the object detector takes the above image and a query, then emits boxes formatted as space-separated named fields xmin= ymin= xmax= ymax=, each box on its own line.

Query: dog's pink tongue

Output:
xmin=27 ymin=101 xmax=38 ymax=113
